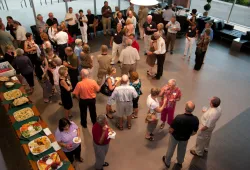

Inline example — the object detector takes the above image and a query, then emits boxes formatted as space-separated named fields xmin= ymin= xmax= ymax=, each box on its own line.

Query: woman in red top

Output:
xmin=92 ymin=114 xmax=111 ymax=170
xmin=129 ymin=33 xmax=139 ymax=52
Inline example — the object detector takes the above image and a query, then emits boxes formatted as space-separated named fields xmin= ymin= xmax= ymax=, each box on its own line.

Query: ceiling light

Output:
xmin=130 ymin=0 xmax=158 ymax=6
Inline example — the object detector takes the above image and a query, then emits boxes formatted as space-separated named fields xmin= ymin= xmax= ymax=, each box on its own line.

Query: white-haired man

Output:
xmin=73 ymin=69 xmax=100 ymax=128
xmin=147 ymin=32 xmax=166 ymax=80
xmin=119 ymin=39 xmax=140 ymax=76
xmin=46 ymin=12 xmax=58 ymax=27
xmin=143 ymin=15 xmax=157 ymax=55
xmin=108 ymin=74 xmax=138 ymax=130
xmin=127 ymin=10 xmax=137 ymax=29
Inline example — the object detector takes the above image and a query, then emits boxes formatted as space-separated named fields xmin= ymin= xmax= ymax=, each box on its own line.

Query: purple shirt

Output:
xmin=55 ymin=121 xmax=80 ymax=152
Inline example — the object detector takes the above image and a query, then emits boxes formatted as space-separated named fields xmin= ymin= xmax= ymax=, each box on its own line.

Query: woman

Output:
xmin=92 ymin=114 xmax=110 ymax=170
xmin=59 ymin=67 xmax=73 ymax=119
xmin=183 ymin=23 xmax=198 ymax=60
xmin=124 ymin=18 xmax=135 ymax=36
xmin=86 ymin=9 xmax=99 ymax=37
xmin=194 ymin=29 xmax=210 ymax=70
xmin=78 ymin=9 xmax=88 ymax=45
xmin=40 ymin=32 xmax=52 ymax=52
xmin=146 ymin=35 xmax=157 ymax=76
xmin=24 ymin=32 xmax=38 ymax=67
xmin=157 ymin=23 xmax=165 ymax=39
xmin=159 ymin=79 xmax=182 ymax=129
xmin=3 ymin=45 xmax=15 ymax=65
xmin=130 ymin=71 xmax=142 ymax=119
xmin=187 ymin=9 xmax=197 ymax=26
xmin=74 ymin=39 xmax=83 ymax=71
xmin=105 ymin=67 xmax=120 ymax=119
xmin=48 ymin=21 xmax=58 ymax=48
xmin=55 ymin=118 xmax=83 ymax=163
xmin=12 ymin=48 xmax=34 ymax=93
xmin=145 ymin=88 xmax=167 ymax=141
xmin=80 ymin=44 xmax=93 ymax=77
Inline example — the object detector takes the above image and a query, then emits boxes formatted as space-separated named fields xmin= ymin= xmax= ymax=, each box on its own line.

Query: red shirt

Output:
xmin=92 ymin=123 xmax=111 ymax=145
xmin=132 ymin=40 xmax=140 ymax=52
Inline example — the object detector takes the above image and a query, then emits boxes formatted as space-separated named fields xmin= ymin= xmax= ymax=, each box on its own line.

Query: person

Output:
xmin=187 ymin=9 xmax=197 ymax=26
xmin=194 ymin=29 xmax=210 ymax=71
xmin=0 ymin=18 xmax=5 ymax=31
xmin=124 ymin=18 xmax=135 ymax=36
xmin=24 ymin=32 xmax=38 ymax=67
xmin=165 ymin=16 xmax=181 ymax=54
xmin=108 ymin=74 xmax=138 ymax=130
xmin=147 ymin=32 xmax=166 ymax=80
xmin=46 ymin=12 xmax=58 ymax=27
xmin=157 ymin=23 xmax=165 ymax=39
xmin=119 ymin=39 xmax=140 ymax=76
xmin=65 ymin=7 xmax=78 ymax=38
xmin=63 ymin=47 xmax=78 ymax=90
xmin=113 ymin=6 xmax=120 ymax=19
xmin=162 ymin=5 xmax=175 ymax=27
xmin=0 ymin=25 xmax=14 ymax=54
xmin=78 ymin=9 xmax=88 ymax=44
xmin=86 ymin=9 xmax=99 ymax=37
xmin=130 ymin=72 xmax=142 ymax=119
xmin=97 ymin=45 xmax=112 ymax=85
xmin=14 ymin=21 xmax=26 ymax=49
xmin=92 ymin=114 xmax=111 ymax=170
xmin=114 ymin=12 xmax=125 ymax=28
xmin=6 ymin=16 xmax=20 ymax=39
xmin=138 ymin=6 xmax=149 ymax=39
xmin=12 ymin=48 xmax=34 ymax=93
xmin=58 ymin=67 xmax=73 ymax=119
xmin=183 ymin=22 xmax=198 ymax=60
xmin=190 ymin=97 xmax=222 ymax=157
xmin=36 ymin=14 xmax=47 ymax=33
xmin=54 ymin=26 xmax=68 ymax=61
xmin=74 ymin=39 xmax=83 ymax=71
xmin=110 ymin=23 xmax=124 ymax=65
xmin=3 ymin=45 xmax=15 ymax=65
xmin=73 ymin=69 xmax=100 ymax=128
xmin=48 ymin=21 xmax=58 ymax=47
xmin=146 ymin=35 xmax=157 ymax=77
xmin=101 ymin=1 xmax=112 ymax=35
xmin=162 ymin=101 xmax=199 ymax=168
xmin=159 ymin=79 xmax=182 ymax=129
xmin=143 ymin=15 xmax=157 ymax=55
xmin=40 ymin=32 xmax=52 ymax=52
xmin=201 ymin=22 xmax=213 ymax=41
xmin=80 ymin=45 xmax=94 ymax=77
xmin=126 ymin=2 xmax=134 ymax=16
xmin=52 ymin=57 xmax=64 ymax=104
xmin=146 ymin=88 xmax=167 ymax=141
xmin=55 ymin=118 xmax=83 ymax=163
xmin=129 ymin=33 xmax=139 ymax=52
xmin=127 ymin=10 xmax=137 ymax=30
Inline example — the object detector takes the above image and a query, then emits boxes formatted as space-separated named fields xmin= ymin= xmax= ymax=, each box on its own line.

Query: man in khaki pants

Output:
xmin=101 ymin=1 xmax=112 ymax=35
xmin=138 ymin=6 xmax=149 ymax=39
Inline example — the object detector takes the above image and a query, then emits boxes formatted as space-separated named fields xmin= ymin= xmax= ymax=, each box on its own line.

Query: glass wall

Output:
xmin=229 ymin=0 xmax=250 ymax=27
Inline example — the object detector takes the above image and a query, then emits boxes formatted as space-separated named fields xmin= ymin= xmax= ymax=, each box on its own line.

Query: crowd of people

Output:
xmin=0 ymin=1 xmax=222 ymax=170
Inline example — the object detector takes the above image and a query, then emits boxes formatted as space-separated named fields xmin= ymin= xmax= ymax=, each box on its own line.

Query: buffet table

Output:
xmin=0 ymin=78 xmax=74 ymax=170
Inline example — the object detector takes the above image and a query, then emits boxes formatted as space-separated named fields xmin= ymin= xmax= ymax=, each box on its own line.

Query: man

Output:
xmin=54 ymin=26 xmax=68 ymax=61
xmin=162 ymin=101 xmax=199 ymax=168
xmin=127 ymin=10 xmax=137 ymax=30
xmin=165 ymin=16 xmax=181 ymax=54
xmin=101 ymin=1 xmax=112 ymax=35
xmin=65 ymin=7 xmax=78 ymax=38
xmin=119 ymin=39 xmax=140 ymax=76
xmin=147 ymin=32 xmax=166 ymax=80
xmin=73 ymin=69 xmax=100 ymax=128
xmin=129 ymin=33 xmax=139 ymax=52
xmin=0 ymin=25 xmax=14 ymax=54
xmin=108 ymin=74 xmax=138 ymax=130
xmin=201 ymin=22 xmax=213 ymax=41
xmin=138 ymin=6 xmax=149 ymax=39
xmin=13 ymin=21 xmax=26 ymax=49
xmin=6 ymin=16 xmax=21 ymax=39
xmin=183 ymin=22 xmax=198 ymax=60
xmin=36 ymin=14 xmax=47 ymax=33
xmin=190 ymin=97 xmax=222 ymax=157
xmin=86 ymin=9 xmax=99 ymax=37
xmin=113 ymin=6 xmax=120 ymax=19
xmin=46 ymin=12 xmax=58 ymax=27
xmin=110 ymin=23 xmax=124 ymax=65
xmin=162 ymin=5 xmax=175 ymax=28
xmin=126 ymin=2 xmax=134 ymax=16
xmin=0 ymin=18 xmax=5 ymax=31
xmin=143 ymin=15 xmax=157 ymax=55
xmin=114 ymin=12 xmax=125 ymax=28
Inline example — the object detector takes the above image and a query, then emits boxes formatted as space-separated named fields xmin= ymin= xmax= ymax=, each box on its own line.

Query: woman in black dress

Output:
xmin=58 ymin=67 xmax=73 ymax=119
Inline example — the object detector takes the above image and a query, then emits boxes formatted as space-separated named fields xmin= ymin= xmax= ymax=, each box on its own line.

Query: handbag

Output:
xmin=100 ymin=77 xmax=113 ymax=96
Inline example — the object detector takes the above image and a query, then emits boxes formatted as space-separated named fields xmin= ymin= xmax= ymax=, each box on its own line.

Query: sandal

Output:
xmin=145 ymin=136 xmax=154 ymax=141
xmin=116 ymin=123 xmax=123 ymax=130
xmin=127 ymin=124 xmax=131 ymax=129
xmin=160 ymin=123 xmax=165 ymax=129
xmin=106 ymin=114 xmax=113 ymax=119
xmin=150 ymin=133 xmax=154 ymax=136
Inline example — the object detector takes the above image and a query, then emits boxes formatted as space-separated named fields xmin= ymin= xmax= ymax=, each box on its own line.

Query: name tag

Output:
xmin=150 ymin=25 xmax=152 ymax=27
xmin=189 ymin=30 xmax=191 ymax=32
xmin=115 ymin=33 xmax=117 ymax=36
xmin=73 ymin=129 xmax=77 ymax=133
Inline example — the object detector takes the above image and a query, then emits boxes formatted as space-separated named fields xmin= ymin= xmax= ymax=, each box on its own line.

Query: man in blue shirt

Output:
xmin=201 ymin=22 xmax=213 ymax=41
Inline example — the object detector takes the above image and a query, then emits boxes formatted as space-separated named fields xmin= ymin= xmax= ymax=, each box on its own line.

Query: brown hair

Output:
xmin=45 ymin=47 xmax=53 ymax=54
xmin=82 ymin=44 xmax=90 ymax=54
xmin=40 ymin=32 xmax=49 ymax=41
xmin=101 ymin=45 xmax=108 ymax=53
xmin=151 ymin=88 xmax=160 ymax=97
xmin=58 ymin=67 xmax=68 ymax=76
xmin=130 ymin=71 xmax=139 ymax=82
xmin=107 ymin=66 xmax=116 ymax=75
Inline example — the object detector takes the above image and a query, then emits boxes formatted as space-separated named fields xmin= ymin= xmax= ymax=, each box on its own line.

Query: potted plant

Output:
xmin=204 ymin=0 xmax=212 ymax=11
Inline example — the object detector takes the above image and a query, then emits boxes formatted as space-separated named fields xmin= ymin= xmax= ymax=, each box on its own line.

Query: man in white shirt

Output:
xmin=13 ymin=21 xmax=26 ymax=49
xmin=54 ymin=26 xmax=68 ymax=61
xmin=65 ymin=7 xmax=78 ymax=38
xmin=119 ymin=39 xmax=140 ymax=76
xmin=190 ymin=97 xmax=222 ymax=157
xmin=147 ymin=32 xmax=166 ymax=80
xmin=127 ymin=10 xmax=137 ymax=29
xmin=165 ymin=16 xmax=181 ymax=54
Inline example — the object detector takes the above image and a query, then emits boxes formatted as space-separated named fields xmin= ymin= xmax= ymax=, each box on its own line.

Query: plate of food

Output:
xmin=20 ymin=121 xmax=42 ymax=138
xmin=4 ymin=81 xmax=14 ymax=88
xmin=3 ymin=89 xmax=22 ymax=100
xmin=13 ymin=96 xmax=29 ymax=106
xmin=73 ymin=137 xmax=81 ymax=144
xmin=37 ymin=152 xmax=63 ymax=170
xmin=115 ymin=77 xmax=121 ymax=81
xmin=0 ymin=76 xmax=9 ymax=82
xmin=13 ymin=107 xmax=34 ymax=122
xmin=108 ymin=128 xmax=116 ymax=139
xmin=28 ymin=136 xmax=51 ymax=155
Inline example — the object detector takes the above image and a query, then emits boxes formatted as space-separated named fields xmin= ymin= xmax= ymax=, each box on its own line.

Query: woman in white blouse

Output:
xmin=78 ymin=9 xmax=88 ymax=45
xmin=48 ymin=21 xmax=58 ymax=44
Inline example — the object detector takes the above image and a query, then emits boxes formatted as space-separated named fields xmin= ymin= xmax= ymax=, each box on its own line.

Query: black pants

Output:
xmin=64 ymin=144 xmax=81 ymax=163
xmin=57 ymin=43 xmax=67 ymax=61
xmin=194 ymin=51 xmax=206 ymax=70
xmin=156 ymin=54 xmax=166 ymax=78
xmin=22 ymin=72 xmax=34 ymax=87
xmin=27 ymin=53 xmax=38 ymax=67
xmin=79 ymin=98 xmax=97 ymax=127
xmin=68 ymin=68 xmax=78 ymax=91
xmin=68 ymin=23 xmax=78 ymax=37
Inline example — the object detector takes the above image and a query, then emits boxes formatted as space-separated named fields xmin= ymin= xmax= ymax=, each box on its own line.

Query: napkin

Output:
xmin=43 ymin=128 xmax=52 ymax=136
xmin=51 ymin=141 xmax=61 ymax=151
xmin=107 ymin=131 xmax=116 ymax=139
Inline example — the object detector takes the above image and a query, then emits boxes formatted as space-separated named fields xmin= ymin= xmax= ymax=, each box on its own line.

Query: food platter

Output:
xmin=20 ymin=121 xmax=42 ymax=138
xmin=3 ymin=89 xmax=22 ymax=100
xmin=13 ymin=96 xmax=29 ymax=106
xmin=0 ymin=76 xmax=9 ymax=82
xmin=28 ymin=136 xmax=51 ymax=155
xmin=13 ymin=107 xmax=34 ymax=122
xmin=37 ymin=152 xmax=63 ymax=170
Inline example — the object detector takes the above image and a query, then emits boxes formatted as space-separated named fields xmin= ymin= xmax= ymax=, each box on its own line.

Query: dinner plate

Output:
xmin=28 ymin=136 xmax=51 ymax=155
xmin=73 ymin=137 xmax=81 ymax=144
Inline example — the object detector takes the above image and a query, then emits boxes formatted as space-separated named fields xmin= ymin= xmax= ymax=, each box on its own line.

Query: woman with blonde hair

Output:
xmin=157 ymin=23 xmax=165 ymax=38
xmin=124 ymin=18 xmax=135 ymax=36
xmin=40 ymin=32 xmax=52 ymax=52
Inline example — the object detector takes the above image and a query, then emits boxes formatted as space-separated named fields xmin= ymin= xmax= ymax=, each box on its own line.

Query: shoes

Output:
xmin=162 ymin=156 xmax=170 ymax=168
xmin=117 ymin=61 xmax=121 ymax=64
xmin=152 ymin=76 xmax=160 ymax=80
xmin=103 ymin=162 xmax=109 ymax=167
xmin=144 ymin=52 xmax=147 ymax=55
xmin=82 ymin=125 xmax=87 ymax=128
xmin=76 ymin=157 xmax=84 ymax=162
xmin=170 ymin=51 xmax=173 ymax=55
xmin=190 ymin=149 xmax=202 ymax=157
xmin=176 ymin=163 xmax=182 ymax=168
xmin=110 ymin=61 xmax=115 ymax=65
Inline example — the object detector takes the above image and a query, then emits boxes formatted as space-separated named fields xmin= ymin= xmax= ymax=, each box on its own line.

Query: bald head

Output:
xmin=185 ymin=101 xmax=195 ymax=113
xmin=121 ymin=74 xmax=129 ymax=84
xmin=81 ymin=69 xmax=89 ymax=79
xmin=48 ymin=12 xmax=53 ymax=18
xmin=147 ymin=15 xmax=152 ymax=23
xmin=154 ymin=32 xmax=160 ymax=39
